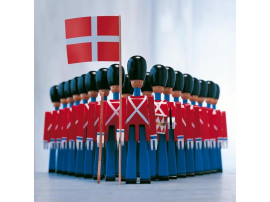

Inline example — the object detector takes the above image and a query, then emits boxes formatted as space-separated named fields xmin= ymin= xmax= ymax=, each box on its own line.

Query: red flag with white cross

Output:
xmin=65 ymin=16 xmax=120 ymax=64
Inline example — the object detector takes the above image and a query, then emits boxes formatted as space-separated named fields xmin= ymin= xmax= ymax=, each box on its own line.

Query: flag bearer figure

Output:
xmin=189 ymin=77 xmax=204 ymax=175
xmin=141 ymin=72 xmax=155 ymax=180
xmin=62 ymin=80 xmax=74 ymax=175
xmin=84 ymin=71 xmax=98 ymax=178
xmin=104 ymin=64 xmax=126 ymax=181
xmin=206 ymin=81 xmax=217 ymax=173
xmin=122 ymin=74 xmax=134 ymax=98
xmin=172 ymin=71 xmax=187 ymax=178
xmin=212 ymin=84 xmax=223 ymax=172
xmin=150 ymin=64 xmax=169 ymax=181
xmin=67 ymin=77 xmax=81 ymax=175
xmin=56 ymin=82 xmax=68 ymax=174
xmin=73 ymin=74 xmax=89 ymax=177
xmin=181 ymin=74 xmax=195 ymax=176
xmin=197 ymin=80 xmax=211 ymax=174
xmin=93 ymin=68 xmax=109 ymax=180
xmin=164 ymin=66 xmax=177 ymax=179
xmin=48 ymin=85 xmax=61 ymax=173
xmin=125 ymin=55 xmax=156 ymax=184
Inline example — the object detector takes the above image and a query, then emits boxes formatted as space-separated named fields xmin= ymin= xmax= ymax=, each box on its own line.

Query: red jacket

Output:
xmin=154 ymin=100 xmax=169 ymax=141
xmin=43 ymin=111 xmax=53 ymax=143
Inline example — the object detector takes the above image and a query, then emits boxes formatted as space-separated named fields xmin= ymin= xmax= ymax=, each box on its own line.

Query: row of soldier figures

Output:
xmin=43 ymin=55 xmax=228 ymax=184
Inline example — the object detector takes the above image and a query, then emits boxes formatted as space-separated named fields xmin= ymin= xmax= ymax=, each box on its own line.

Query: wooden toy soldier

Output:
xmin=93 ymin=68 xmax=109 ymax=180
xmin=73 ymin=74 xmax=89 ymax=177
xmin=197 ymin=79 xmax=211 ymax=174
xmin=56 ymin=82 xmax=68 ymax=174
xmin=104 ymin=64 xmax=126 ymax=181
xmin=48 ymin=85 xmax=60 ymax=173
xmin=189 ymin=77 xmax=204 ymax=175
xmin=125 ymin=55 xmax=156 ymax=184
xmin=164 ymin=66 xmax=177 ymax=179
xmin=172 ymin=70 xmax=187 ymax=178
xmin=206 ymin=81 xmax=217 ymax=173
xmin=181 ymin=74 xmax=195 ymax=176
xmin=150 ymin=64 xmax=169 ymax=181
xmin=141 ymin=72 xmax=155 ymax=180
xmin=122 ymin=74 xmax=134 ymax=98
xmin=62 ymin=80 xmax=74 ymax=174
xmin=84 ymin=71 xmax=98 ymax=178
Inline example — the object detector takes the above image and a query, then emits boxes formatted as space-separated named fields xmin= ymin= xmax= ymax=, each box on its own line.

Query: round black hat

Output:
xmin=182 ymin=74 xmax=194 ymax=93
xmin=206 ymin=81 xmax=217 ymax=98
xmin=58 ymin=82 xmax=66 ymax=99
xmin=50 ymin=85 xmax=60 ymax=102
xmin=85 ymin=71 xmax=98 ymax=92
xmin=107 ymin=64 xmax=125 ymax=86
xmin=214 ymin=83 xmax=220 ymax=99
xmin=191 ymin=77 xmax=201 ymax=96
xmin=96 ymin=68 xmax=110 ymax=90
xmin=141 ymin=72 xmax=152 ymax=92
xmin=165 ymin=66 xmax=176 ymax=88
xmin=150 ymin=64 xmax=168 ymax=87
xmin=78 ymin=74 xmax=87 ymax=94
xmin=70 ymin=77 xmax=79 ymax=95
xmin=122 ymin=74 xmax=134 ymax=94
xmin=64 ymin=80 xmax=72 ymax=98
xmin=199 ymin=80 xmax=208 ymax=97
xmin=127 ymin=55 xmax=147 ymax=81
xmin=173 ymin=71 xmax=184 ymax=91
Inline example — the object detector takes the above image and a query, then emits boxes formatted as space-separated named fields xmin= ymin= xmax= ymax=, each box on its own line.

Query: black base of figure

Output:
xmin=158 ymin=176 xmax=169 ymax=181
xmin=217 ymin=169 xmax=223 ymax=173
xmin=106 ymin=177 xmax=116 ymax=181
xmin=115 ymin=174 xmax=118 ymax=177
xmin=126 ymin=179 xmax=137 ymax=184
xmin=195 ymin=171 xmax=204 ymax=175
xmin=75 ymin=173 xmax=84 ymax=177
xmin=121 ymin=178 xmax=126 ymax=181
xmin=137 ymin=174 xmax=140 ymax=177
xmin=169 ymin=176 xmax=177 ymax=179
xmin=56 ymin=170 xmax=62 ymax=174
xmin=84 ymin=174 xmax=92 ymax=178
xmin=186 ymin=172 xmax=195 ymax=177
xmin=62 ymin=171 xmax=68 ymax=175
xmin=151 ymin=176 xmax=157 ymax=181
xmin=210 ymin=170 xmax=217 ymax=173
xmin=49 ymin=169 xmax=55 ymax=173
xmin=93 ymin=175 xmax=105 ymax=180
xmin=140 ymin=179 xmax=151 ymax=184
xmin=68 ymin=172 xmax=75 ymax=176
xmin=203 ymin=171 xmax=210 ymax=174
xmin=177 ymin=174 xmax=187 ymax=178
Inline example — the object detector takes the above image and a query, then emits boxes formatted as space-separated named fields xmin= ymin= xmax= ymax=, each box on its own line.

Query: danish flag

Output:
xmin=65 ymin=16 xmax=120 ymax=64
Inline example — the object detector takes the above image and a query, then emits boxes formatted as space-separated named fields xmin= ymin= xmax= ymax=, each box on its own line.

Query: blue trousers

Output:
xmin=194 ymin=141 xmax=204 ymax=174
xmin=209 ymin=141 xmax=217 ymax=172
xmin=106 ymin=126 xmax=116 ymax=180
xmin=75 ymin=142 xmax=84 ymax=177
xmin=49 ymin=147 xmax=56 ymax=173
xmin=176 ymin=142 xmax=186 ymax=177
xmin=157 ymin=134 xmax=169 ymax=180
xmin=216 ymin=142 xmax=223 ymax=172
xmin=67 ymin=141 xmax=76 ymax=175
xmin=61 ymin=146 xmax=69 ymax=174
xmin=93 ymin=143 xmax=105 ymax=179
xmin=185 ymin=141 xmax=195 ymax=176
xmin=56 ymin=147 xmax=63 ymax=173
xmin=202 ymin=142 xmax=210 ymax=173
xmin=83 ymin=142 xmax=94 ymax=178
xmin=148 ymin=144 xmax=157 ymax=179
xmin=168 ymin=129 xmax=177 ymax=178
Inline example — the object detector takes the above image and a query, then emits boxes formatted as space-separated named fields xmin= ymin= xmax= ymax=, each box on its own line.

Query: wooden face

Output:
xmin=80 ymin=93 xmax=89 ymax=100
xmin=131 ymin=80 xmax=144 ymax=88
xmin=67 ymin=97 xmax=74 ymax=103
xmin=88 ymin=91 xmax=98 ymax=98
xmin=181 ymin=92 xmax=190 ymax=100
xmin=73 ymin=94 xmax=81 ymax=101
xmin=172 ymin=91 xmax=181 ymax=98
xmin=190 ymin=95 xmax=198 ymax=102
xmin=197 ymin=97 xmax=205 ymax=103
xmin=53 ymin=102 xmax=60 ymax=108
xmin=110 ymin=85 xmax=119 ymax=93
xmin=163 ymin=87 xmax=172 ymax=95
xmin=206 ymin=97 xmax=213 ymax=104
xmin=212 ymin=98 xmax=218 ymax=105
xmin=123 ymin=94 xmax=132 ymax=98
xmin=152 ymin=86 xmax=165 ymax=93
xmin=99 ymin=89 xmax=110 ymax=97
xmin=60 ymin=98 xmax=68 ymax=104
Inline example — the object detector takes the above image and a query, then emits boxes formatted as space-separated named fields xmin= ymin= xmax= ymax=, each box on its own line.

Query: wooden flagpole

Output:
xmin=118 ymin=15 xmax=122 ymax=185
xmin=97 ymin=91 xmax=104 ymax=184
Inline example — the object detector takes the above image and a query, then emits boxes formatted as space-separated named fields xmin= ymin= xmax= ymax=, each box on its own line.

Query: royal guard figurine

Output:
xmin=141 ymin=72 xmax=155 ymax=180
xmin=125 ymin=55 xmax=156 ymax=184
xmin=164 ymin=66 xmax=177 ymax=179
xmin=197 ymin=79 xmax=211 ymax=174
xmin=48 ymin=85 xmax=60 ymax=173
xmin=212 ymin=83 xmax=223 ymax=172
xmin=67 ymin=77 xmax=81 ymax=175
xmin=189 ymin=77 xmax=204 ymax=175
xmin=55 ymin=82 xmax=68 ymax=174
xmin=93 ymin=68 xmax=109 ymax=180
xmin=172 ymin=70 xmax=187 ymax=178
xmin=73 ymin=74 xmax=89 ymax=177
xmin=122 ymin=74 xmax=134 ymax=97
xmin=84 ymin=71 xmax=98 ymax=178
xmin=206 ymin=81 xmax=217 ymax=173
xmin=104 ymin=64 xmax=126 ymax=181
xmin=62 ymin=80 xmax=74 ymax=174
xmin=181 ymin=74 xmax=195 ymax=176
xmin=150 ymin=64 xmax=169 ymax=181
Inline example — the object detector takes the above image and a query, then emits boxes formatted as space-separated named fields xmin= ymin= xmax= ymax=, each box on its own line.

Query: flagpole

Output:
xmin=97 ymin=91 xmax=104 ymax=184
xmin=118 ymin=15 xmax=122 ymax=185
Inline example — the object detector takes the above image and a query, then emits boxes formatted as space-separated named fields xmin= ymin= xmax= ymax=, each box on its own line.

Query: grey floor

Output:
xmin=35 ymin=172 xmax=235 ymax=202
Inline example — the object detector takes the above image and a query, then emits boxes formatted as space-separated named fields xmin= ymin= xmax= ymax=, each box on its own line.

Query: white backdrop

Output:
xmin=35 ymin=0 xmax=235 ymax=172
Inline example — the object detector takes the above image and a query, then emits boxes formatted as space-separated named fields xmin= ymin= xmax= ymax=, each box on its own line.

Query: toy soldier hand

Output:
xmin=86 ymin=138 xmax=94 ymax=150
xmin=43 ymin=141 xmax=49 ymax=150
xmin=97 ymin=132 xmax=104 ymax=147
xmin=150 ymin=134 xmax=158 ymax=150
xmin=116 ymin=129 xmax=125 ymax=148
xmin=76 ymin=137 xmax=83 ymax=150
xmin=177 ymin=135 xmax=184 ymax=150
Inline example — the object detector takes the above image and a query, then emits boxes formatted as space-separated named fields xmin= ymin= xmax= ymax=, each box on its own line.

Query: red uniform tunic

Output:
xmin=221 ymin=111 xmax=228 ymax=148
xmin=183 ymin=104 xmax=194 ymax=149
xmin=51 ymin=110 xmax=60 ymax=149
xmin=154 ymin=100 xmax=169 ymax=141
xmin=61 ymin=108 xmax=70 ymax=149
xmin=85 ymin=102 xmax=97 ymax=149
xmin=207 ymin=108 xmax=216 ymax=148
xmin=193 ymin=106 xmax=204 ymax=149
xmin=104 ymin=98 xmax=126 ymax=142
xmin=125 ymin=95 xmax=156 ymax=142
xmin=43 ymin=111 xmax=53 ymax=149
xmin=75 ymin=104 xmax=89 ymax=149
xmin=56 ymin=109 xmax=65 ymax=148
xmin=213 ymin=110 xmax=223 ymax=148
xmin=174 ymin=102 xmax=185 ymax=149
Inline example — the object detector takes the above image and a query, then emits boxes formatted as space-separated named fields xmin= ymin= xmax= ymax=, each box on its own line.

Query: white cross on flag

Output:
xmin=65 ymin=16 xmax=120 ymax=64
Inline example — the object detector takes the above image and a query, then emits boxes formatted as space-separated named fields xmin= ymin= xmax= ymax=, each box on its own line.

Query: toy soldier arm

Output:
xmin=222 ymin=111 xmax=228 ymax=148
xmin=43 ymin=112 xmax=52 ymax=149
xmin=117 ymin=97 xmax=126 ymax=147
xmin=148 ymin=96 xmax=158 ymax=150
